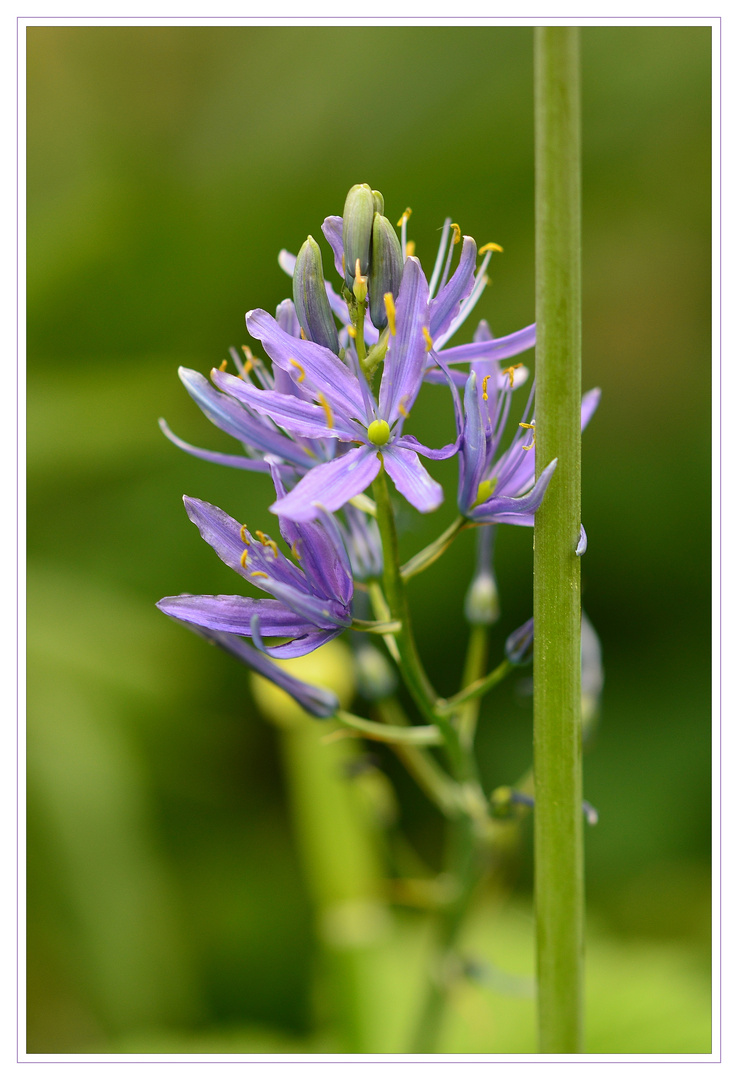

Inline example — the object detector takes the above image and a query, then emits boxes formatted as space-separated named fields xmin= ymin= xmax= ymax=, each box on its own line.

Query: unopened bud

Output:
xmin=342 ymin=183 xmax=374 ymax=290
xmin=354 ymin=643 xmax=397 ymax=701
xmin=368 ymin=214 xmax=404 ymax=331
xmin=464 ymin=570 xmax=500 ymax=626
xmin=293 ymin=236 xmax=339 ymax=354
xmin=505 ymin=617 xmax=534 ymax=665
xmin=372 ymin=189 xmax=384 ymax=215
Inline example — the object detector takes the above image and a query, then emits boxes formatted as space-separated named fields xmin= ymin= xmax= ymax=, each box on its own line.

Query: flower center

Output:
xmin=367 ymin=419 xmax=391 ymax=446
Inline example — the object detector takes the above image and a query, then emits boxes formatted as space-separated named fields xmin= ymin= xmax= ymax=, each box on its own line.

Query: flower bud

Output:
xmin=505 ymin=617 xmax=534 ymax=666
xmin=464 ymin=570 xmax=500 ymax=626
xmin=368 ymin=214 xmax=404 ymax=331
xmin=342 ymin=183 xmax=374 ymax=290
xmin=354 ymin=643 xmax=397 ymax=701
xmin=372 ymin=189 xmax=384 ymax=215
xmin=293 ymin=236 xmax=340 ymax=354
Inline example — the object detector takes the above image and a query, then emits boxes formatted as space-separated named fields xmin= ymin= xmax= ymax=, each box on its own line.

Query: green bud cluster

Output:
xmin=342 ymin=183 xmax=404 ymax=316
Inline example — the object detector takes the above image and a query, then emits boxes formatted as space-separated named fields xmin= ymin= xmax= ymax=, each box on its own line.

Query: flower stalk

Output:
xmin=533 ymin=25 xmax=584 ymax=1053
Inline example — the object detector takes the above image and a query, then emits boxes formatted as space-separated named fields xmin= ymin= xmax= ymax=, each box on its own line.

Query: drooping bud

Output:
xmin=505 ymin=617 xmax=534 ymax=666
xmin=464 ymin=524 xmax=500 ymax=625
xmin=464 ymin=570 xmax=500 ymax=626
xmin=342 ymin=183 xmax=374 ymax=291
xmin=293 ymin=236 xmax=340 ymax=354
xmin=368 ymin=214 xmax=404 ymax=330
xmin=354 ymin=642 xmax=397 ymax=701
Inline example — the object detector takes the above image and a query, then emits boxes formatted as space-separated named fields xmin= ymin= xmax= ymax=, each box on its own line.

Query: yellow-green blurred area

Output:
xmin=26 ymin=25 xmax=712 ymax=1054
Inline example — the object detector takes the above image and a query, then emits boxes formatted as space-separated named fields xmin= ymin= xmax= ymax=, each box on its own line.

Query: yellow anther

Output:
xmin=502 ymin=363 xmax=522 ymax=388
xmin=255 ymin=530 xmax=279 ymax=557
xmin=396 ymin=207 xmax=412 ymax=227
xmin=519 ymin=421 xmax=536 ymax=450
xmin=384 ymin=293 xmax=397 ymax=336
xmin=422 ymin=326 xmax=433 ymax=352
xmin=289 ymin=358 xmax=306 ymax=383
xmin=342 ymin=254 xmax=346 ymax=274
xmin=300 ymin=328 xmax=307 ymax=340
xmin=479 ymin=242 xmax=504 ymax=255
xmin=405 ymin=240 xmax=416 ymax=258
xmin=240 ymin=524 xmax=250 ymax=544
xmin=219 ymin=359 xmax=228 ymax=372
xmin=450 ymin=223 xmax=461 ymax=245
xmin=482 ymin=375 xmax=491 ymax=401
xmin=240 ymin=549 xmax=249 ymax=568
xmin=346 ymin=325 xmax=356 ymax=339
xmin=317 ymin=392 xmax=334 ymax=429
xmin=250 ymin=571 xmax=269 ymax=579
xmin=290 ymin=541 xmax=301 ymax=561
xmin=241 ymin=359 xmax=253 ymax=375
xmin=242 ymin=345 xmax=260 ymax=365
xmin=397 ymin=396 xmax=410 ymax=419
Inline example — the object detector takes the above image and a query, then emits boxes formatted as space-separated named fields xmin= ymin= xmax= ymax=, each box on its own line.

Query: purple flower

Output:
xmin=458 ymin=321 xmax=601 ymax=524
xmin=210 ymin=258 xmax=458 ymax=522
xmin=157 ymin=494 xmax=354 ymax=660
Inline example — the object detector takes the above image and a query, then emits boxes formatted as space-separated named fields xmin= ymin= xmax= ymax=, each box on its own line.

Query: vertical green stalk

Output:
xmin=533 ymin=26 xmax=584 ymax=1053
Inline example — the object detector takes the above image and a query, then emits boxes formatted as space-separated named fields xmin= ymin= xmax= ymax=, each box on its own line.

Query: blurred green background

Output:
xmin=26 ymin=25 xmax=712 ymax=1054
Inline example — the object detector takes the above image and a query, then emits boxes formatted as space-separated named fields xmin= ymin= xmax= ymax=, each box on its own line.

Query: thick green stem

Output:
xmin=533 ymin=25 xmax=584 ymax=1053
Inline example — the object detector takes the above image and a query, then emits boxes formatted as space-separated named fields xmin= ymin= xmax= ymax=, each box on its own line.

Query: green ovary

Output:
xmin=367 ymin=419 xmax=391 ymax=446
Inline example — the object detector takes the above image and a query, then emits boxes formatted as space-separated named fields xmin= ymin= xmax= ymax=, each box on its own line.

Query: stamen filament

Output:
xmin=317 ymin=392 xmax=334 ymax=429
xmin=289 ymin=358 xmax=306 ymax=383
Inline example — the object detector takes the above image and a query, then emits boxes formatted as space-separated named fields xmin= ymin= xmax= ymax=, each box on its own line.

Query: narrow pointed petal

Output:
xmin=256 ymin=576 xmax=351 ymax=628
xmin=382 ymin=446 xmax=444 ymax=513
xmin=269 ymin=462 xmax=353 ymax=606
xmin=271 ymin=445 xmax=381 ymax=522
xmin=394 ymin=432 xmax=460 ymax=460
xmin=581 ymin=387 xmax=601 ymax=430
xmin=167 ymin=622 xmax=339 ymax=717
xmin=576 ymin=524 xmax=587 ymax=556
xmin=183 ymin=496 xmax=305 ymax=590
xmin=245 ymin=308 xmax=365 ymax=421
xmin=158 ymin=419 xmax=272 ymax=472
xmin=210 ymin=372 xmax=362 ymax=441
xmin=254 ymin=627 xmax=344 ymax=659
xmin=156 ymin=594 xmax=316 ymax=638
xmin=321 ymin=215 xmax=345 ymax=278
xmin=177 ymin=367 xmax=315 ymax=467
xmin=437 ymin=323 xmax=536 ymax=366
xmin=429 ymin=236 xmax=477 ymax=338
xmin=378 ymin=257 xmax=430 ymax=424
xmin=470 ymin=458 xmax=558 ymax=525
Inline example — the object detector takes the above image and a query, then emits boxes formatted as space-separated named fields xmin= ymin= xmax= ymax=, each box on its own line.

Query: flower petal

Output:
xmin=581 ymin=387 xmax=601 ymax=430
xmin=269 ymin=462 xmax=354 ymax=606
xmin=271 ymin=445 xmax=381 ymax=522
xmin=382 ymin=446 xmax=444 ymax=513
xmin=438 ymin=323 xmax=536 ymax=366
xmin=210 ymin=370 xmax=362 ymax=442
xmin=164 ymin=621 xmax=339 ymax=717
xmin=182 ymin=496 xmax=305 ymax=590
xmin=394 ymin=432 xmax=460 ymax=460
xmin=470 ymin=458 xmax=557 ymax=525
xmin=177 ymin=367 xmax=315 ymax=467
xmin=321 ymin=215 xmax=345 ymax=278
xmin=156 ymin=594 xmax=316 ymax=637
xmin=246 ymin=308 xmax=366 ymax=422
xmin=429 ymin=236 xmax=477 ymax=338
xmin=378 ymin=257 xmax=430 ymax=425
xmin=158 ymin=419 xmax=272 ymax=472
